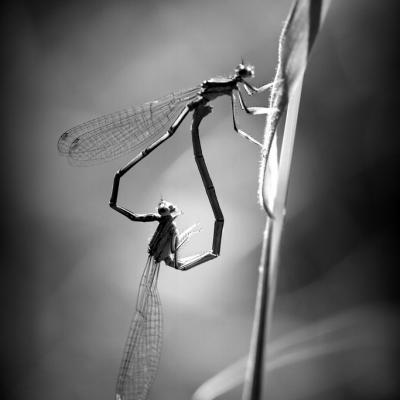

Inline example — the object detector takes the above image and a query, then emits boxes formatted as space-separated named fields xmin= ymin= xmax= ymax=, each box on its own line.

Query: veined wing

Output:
xmin=177 ymin=223 xmax=201 ymax=250
xmin=58 ymin=86 xmax=200 ymax=165
xmin=116 ymin=257 xmax=162 ymax=400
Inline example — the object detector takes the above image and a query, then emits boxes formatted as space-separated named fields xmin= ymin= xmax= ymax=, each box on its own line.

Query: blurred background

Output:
xmin=1 ymin=0 xmax=399 ymax=399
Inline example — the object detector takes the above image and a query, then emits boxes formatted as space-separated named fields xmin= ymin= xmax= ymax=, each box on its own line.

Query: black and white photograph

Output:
xmin=2 ymin=1 xmax=399 ymax=399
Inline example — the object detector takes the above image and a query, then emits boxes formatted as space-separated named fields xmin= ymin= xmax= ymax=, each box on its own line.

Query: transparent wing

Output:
xmin=115 ymin=257 xmax=162 ymax=400
xmin=58 ymin=86 xmax=200 ymax=165
xmin=176 ymin=223 xmax=201 ymax=251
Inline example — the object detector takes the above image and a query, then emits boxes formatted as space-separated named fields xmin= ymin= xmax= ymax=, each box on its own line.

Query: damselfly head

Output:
xmin=235 ymin=63 xmax=255 ymax=79
xmin=157 ymin=200 xmax=177 ymax=216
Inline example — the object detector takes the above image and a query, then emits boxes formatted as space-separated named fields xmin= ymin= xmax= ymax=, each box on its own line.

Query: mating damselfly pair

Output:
xmin=59 ymin=63 xmax=276 ymax=400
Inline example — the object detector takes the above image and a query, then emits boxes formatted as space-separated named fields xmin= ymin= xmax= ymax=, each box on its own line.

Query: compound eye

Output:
xmin=235 ymin=64 xmax=244 ymax=74
xmin=246 ymin=66 xmax=255 ymax=77
xmin=158 ymin=206 xmax=168 ymax=215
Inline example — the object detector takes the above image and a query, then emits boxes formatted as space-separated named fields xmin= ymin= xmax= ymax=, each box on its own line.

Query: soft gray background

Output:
xmin=2 ymin=1 xmax=399 ymax=399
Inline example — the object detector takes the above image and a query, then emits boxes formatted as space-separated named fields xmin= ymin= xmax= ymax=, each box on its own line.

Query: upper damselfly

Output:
xmin=58 ymin=63 xmax=275 ymax=172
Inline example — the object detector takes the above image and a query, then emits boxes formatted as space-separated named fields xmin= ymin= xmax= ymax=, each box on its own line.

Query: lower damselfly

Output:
xmin=111 ymin=105 xmax=224 ymax=400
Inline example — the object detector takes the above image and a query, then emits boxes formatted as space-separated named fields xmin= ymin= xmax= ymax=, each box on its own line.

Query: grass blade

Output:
xmin=243 ymin=1 xmax=331 ymax=400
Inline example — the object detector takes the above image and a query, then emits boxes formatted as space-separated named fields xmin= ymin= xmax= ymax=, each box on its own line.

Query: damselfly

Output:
xmin=111 ymin=105 xmax=224 ymax=400
xmin=112 ymin=199 xmax=199 ymax=400
xmin=58 ymin=63 xmax=276 ymax=175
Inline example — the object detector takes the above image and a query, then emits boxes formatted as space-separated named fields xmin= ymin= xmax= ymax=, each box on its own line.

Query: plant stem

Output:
xmin=242 ymin=77 xmax=304 ymax=400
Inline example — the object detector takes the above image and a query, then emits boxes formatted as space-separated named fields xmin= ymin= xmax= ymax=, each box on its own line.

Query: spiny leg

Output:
xmin=232 ymin=90 xmax=276 ymax=219
xmin=174 ymin=104 xmax=224 ymax=271
xmin=236 ymin=87 xmax=278 ymax=116
xmin=242 ymin=79 xmax=276 ymax=95
xmin=230 ymin=92 xmax=264 ymax=147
